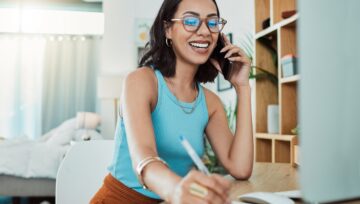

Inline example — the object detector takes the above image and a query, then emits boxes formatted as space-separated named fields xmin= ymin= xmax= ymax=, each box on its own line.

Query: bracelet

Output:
xmin=136 ymin=156 xmax=168 ymax=189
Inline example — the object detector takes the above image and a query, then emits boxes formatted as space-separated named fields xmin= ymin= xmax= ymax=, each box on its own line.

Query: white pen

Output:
xmin=179 ymin=135 xmax=210 ymax=176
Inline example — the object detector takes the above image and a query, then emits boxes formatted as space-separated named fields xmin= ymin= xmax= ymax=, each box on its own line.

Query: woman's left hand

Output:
xmin=210 ymin=33 xmax=251 ymax=88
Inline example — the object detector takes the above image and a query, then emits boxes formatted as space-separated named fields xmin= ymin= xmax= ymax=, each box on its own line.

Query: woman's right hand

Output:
xmin=168 ymin=170 xmax=231 ymax=204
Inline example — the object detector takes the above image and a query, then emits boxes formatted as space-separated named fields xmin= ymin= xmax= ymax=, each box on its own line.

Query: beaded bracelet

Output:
xmin=136 ymin=156 xmax=168 ymax=189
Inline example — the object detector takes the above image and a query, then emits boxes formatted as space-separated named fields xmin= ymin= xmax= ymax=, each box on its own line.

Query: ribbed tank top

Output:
xmin=108 ymin=69 xmax=209 ymax=199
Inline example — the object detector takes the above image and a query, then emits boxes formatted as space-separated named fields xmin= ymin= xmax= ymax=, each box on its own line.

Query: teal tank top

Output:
xmin=108 ymin=69 xmax=209 ymax=199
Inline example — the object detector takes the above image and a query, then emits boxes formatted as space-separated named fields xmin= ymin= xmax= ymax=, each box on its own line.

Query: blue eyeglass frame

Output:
xmin=171 ymin=16 xmax=227 ymax=33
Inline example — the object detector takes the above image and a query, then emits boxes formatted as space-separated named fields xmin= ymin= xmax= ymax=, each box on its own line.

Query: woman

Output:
xmin=91 ymin=0 xmax=253 ymax=203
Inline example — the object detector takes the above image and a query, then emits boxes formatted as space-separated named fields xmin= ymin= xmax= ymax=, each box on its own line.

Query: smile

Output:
xmin=189 ymin=42 xmax=210 ymax=49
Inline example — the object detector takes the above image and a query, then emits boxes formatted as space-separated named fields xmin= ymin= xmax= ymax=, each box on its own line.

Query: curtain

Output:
xmin=0 ymin=35 xmax=101 ymax=139
xmin=41 ymin=36 xmax=101 ymax=134
xmin=0 ymin=35 xmax=45 ymax=139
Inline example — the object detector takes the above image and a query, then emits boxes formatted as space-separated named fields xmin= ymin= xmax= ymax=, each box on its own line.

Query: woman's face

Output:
xmin=166 ymin=0 xmax=220 ymax=67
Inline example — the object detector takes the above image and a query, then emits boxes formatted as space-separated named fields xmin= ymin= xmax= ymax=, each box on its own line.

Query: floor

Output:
xmin=0 ymin=197 xmax=55 ymax=204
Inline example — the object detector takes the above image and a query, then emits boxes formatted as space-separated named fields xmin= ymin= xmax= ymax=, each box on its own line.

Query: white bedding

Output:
xmin=0 ymin=140 xmax=69 ymax=179
xmin=0 ymin=114 xmax=103 ymax=179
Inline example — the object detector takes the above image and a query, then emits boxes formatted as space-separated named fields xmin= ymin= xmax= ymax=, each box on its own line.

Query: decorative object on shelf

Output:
xmin=262 ymin=17 xmax=270 ymax=29
xmin=291 ymin=125 xmax=299 ymax=135
xmin=282 ymin=10 xmax=297 ymax=19
xmin=267 ymin=104 xmax=279 ymax=134
xmin=217 ymin=33 xmax=233 ymax=92
xmin=281 ymin=54 xmax=297 ymax=77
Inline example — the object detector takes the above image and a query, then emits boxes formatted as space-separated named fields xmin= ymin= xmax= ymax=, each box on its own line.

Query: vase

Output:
xmin=267 ymin=104 xmax=279 ymax=134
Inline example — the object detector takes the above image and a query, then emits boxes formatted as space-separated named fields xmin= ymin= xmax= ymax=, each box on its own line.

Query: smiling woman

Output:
xmin=91 ymin=0 xmax=254 ymax=203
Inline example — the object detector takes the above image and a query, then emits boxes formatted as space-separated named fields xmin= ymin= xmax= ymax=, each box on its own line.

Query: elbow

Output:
xmin=228 ymin=166 xmax=253 ymax=180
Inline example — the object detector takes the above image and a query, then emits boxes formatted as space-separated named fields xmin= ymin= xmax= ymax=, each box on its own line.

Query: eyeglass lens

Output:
xmin=183 ymin=16 xmax=224 ymax=33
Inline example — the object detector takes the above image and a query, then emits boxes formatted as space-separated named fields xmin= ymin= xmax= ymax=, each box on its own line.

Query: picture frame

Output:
xmin=217 ymin=33 xmax=233 ymax=92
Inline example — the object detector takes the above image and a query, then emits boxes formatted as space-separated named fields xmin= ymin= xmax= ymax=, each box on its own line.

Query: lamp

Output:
xmin=97 ymin=75 xmax=125 ymax=139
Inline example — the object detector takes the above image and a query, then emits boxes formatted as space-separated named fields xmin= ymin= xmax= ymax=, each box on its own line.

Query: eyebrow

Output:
xmin=182 ymin=11 xmax=218 ymax=17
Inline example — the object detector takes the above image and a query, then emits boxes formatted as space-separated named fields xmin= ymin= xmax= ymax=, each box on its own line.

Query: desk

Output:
xmin=230 ymin=163 xmax=360 ymax=204
xmin=230 ymin=163 xmax=298 ymax=197
xmin=229 ymin=163 xmax=299 ymax=203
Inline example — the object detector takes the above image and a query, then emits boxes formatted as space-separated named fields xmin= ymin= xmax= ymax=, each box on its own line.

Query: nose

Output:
xmin=196 ymin=20 xmax=211 ymax=36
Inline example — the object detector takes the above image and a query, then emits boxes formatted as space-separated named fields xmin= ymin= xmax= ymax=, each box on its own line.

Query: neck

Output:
xmin=167 ymin=58 xmax=198 ymax=90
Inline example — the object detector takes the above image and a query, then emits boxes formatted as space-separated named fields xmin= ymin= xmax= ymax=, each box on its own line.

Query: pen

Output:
xmin=179 ymin=135 xmax=210 ymax=176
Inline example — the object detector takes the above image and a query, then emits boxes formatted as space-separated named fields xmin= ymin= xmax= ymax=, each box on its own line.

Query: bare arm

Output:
xmin=122 ymin=68 xmax=181 ymax=201
xmin=204 ymin=85 xmax=253 ymax=179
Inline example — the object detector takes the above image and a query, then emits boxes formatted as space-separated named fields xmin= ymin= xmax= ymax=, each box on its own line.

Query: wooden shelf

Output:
xmin=255 ymin=0 xmax=271 ymax=33
xmin=280 ymin=83 xmax=298 ymax=134
xmin=256 ymin=133 xmax=296 ymax=141
xmin=273 ymin=0 xmax=297 ymax=25
xmin=255 ymin=0 xmax=299 ymax=165
xmin=255 ymin=14 xmax=298 ymax=39
xmin=280 ymin=75 xmax=300 ymax=83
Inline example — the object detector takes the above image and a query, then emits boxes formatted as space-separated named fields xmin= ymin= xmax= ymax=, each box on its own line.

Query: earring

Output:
xmin=165 ymin=38 xmax=172 ymax=47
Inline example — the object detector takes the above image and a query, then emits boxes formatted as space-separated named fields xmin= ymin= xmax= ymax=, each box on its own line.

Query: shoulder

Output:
xmin=202 ymin=86 xmax=223 ymax=117
xmin=125 ymin=66 xmax=156 ymax=85
xmin=124 ymin=66 xmax=157 ymax=101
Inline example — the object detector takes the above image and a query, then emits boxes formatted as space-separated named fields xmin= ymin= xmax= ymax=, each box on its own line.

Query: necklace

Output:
xmin=165 ymin=79 xmax=199 ymax=114
xmin=174 ymin=88 xmax=198 ymax=114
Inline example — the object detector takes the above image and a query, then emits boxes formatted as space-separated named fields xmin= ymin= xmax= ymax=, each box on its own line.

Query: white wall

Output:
xmin=100 ymin=0 xmax=254 ymax=138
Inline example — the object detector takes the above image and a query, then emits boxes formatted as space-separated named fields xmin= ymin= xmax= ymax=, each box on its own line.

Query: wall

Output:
xmin=99 ymin=0 xmax=254 ymax=139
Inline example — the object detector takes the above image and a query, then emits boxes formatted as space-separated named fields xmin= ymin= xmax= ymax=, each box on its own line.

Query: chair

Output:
xmin=56 ymin=140 xmax=114 ymax=204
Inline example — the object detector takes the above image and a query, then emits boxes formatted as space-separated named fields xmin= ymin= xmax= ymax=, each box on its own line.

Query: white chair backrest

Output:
xmin=56 ymin=140 xmax=114 ymax=204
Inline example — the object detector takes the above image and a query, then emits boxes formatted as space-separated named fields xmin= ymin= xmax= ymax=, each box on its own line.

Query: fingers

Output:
xmin=228 ymin=56 xmax=251 ymax=67
xmin=210 ymin=174 xmax=232 ymax=190
xmin=183 ymin=195 xmax=208 ymax=204
xmin=224 ymin=47 xmax=241 ymax=59
xmin=188 ymin=183 xmax=224 ymax=204
xmin=218 ymin=35 xmax=251 ymax=65
xmin=220 ymin=44 xmax=235 ymax=53
xmin=189 ymin=171 xmax=230 ymax=202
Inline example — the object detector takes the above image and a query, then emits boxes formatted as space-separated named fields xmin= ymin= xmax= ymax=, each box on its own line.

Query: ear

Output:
xmin=164 ymin=21 xmax=172 ymax=39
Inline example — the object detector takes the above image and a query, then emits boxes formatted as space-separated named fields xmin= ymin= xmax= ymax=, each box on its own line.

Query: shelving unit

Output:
xmin=254 ymin=0 xmax=299 ymax=165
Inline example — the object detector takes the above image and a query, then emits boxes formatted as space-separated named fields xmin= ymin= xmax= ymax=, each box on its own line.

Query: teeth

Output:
xmin=190 ymin=42 xmax=209 ymax=48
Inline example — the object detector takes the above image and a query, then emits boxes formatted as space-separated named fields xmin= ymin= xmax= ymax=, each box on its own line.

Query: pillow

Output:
xmin=46 ymin=129 xmax=75 ymax=146
xmin=76 ymin=112 xmax=101 ymax=129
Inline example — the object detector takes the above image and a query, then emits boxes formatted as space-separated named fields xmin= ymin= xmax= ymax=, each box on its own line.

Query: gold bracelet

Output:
xmin=136 ymin=156 xmax=168 ymax=189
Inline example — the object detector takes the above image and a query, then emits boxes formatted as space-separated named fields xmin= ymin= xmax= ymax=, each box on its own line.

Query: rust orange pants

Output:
xmin=90 ymin=174 xmax=163 ymax=204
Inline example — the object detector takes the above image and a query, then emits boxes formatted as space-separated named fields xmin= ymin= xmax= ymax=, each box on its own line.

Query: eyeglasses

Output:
xmin=171 ymin=16 xmax=227 ymax=33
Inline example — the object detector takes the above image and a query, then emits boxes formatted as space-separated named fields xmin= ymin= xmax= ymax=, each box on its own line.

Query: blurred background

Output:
xmin=0 ymin=1 xmax=254 ymax=203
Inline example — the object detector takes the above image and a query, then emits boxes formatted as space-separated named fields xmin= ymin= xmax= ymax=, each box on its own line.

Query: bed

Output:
xmin=0 ymin=114 xmax=105 ymax=200
xmin=0 ymin=75 xmax=122 ymax=200
xmin=0 ymin=176 xmax=55 ymax=197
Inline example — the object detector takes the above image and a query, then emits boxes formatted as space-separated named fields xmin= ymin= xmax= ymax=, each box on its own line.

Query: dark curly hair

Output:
xmin=138 ymin=0 xmax=221 ymax=83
